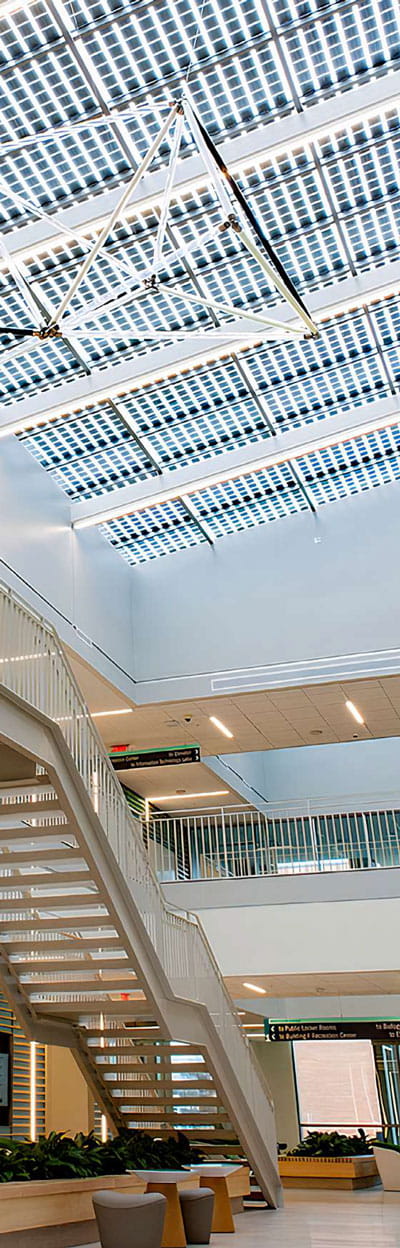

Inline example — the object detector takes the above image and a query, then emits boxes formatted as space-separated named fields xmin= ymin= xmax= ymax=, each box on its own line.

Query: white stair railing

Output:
xmin=0 ymin=582 xmax=277 ymax=1187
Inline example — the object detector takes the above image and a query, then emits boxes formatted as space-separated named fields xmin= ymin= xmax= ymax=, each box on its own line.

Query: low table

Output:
xmin=190 ymin=1165 xmax=243 ymax=1233
xmin=132 ymin=1170 xmax=198 ymax=1248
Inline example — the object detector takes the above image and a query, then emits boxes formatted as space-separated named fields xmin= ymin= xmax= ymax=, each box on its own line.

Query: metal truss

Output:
xmin=0 ymin=94 xmax=317 ymax=363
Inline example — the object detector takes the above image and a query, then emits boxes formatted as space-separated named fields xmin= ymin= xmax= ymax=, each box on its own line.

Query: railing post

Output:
xmin=309 ymin=803 xmax=320 ymax=871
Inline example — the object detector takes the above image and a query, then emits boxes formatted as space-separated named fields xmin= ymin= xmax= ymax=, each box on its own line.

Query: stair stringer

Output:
xmin=0 ymin=685 xmax=281 ymax=1208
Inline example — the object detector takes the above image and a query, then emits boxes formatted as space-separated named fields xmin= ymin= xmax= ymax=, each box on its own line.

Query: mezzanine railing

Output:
xmin=144 ymin=800 xmax=400 ymax=882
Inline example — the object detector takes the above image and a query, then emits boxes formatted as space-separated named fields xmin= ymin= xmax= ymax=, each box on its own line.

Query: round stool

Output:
xmin=179 ymin=1188 xmax=215 ymax=1244
xmin=93 ymin=1190 xmax=166 ymax=1248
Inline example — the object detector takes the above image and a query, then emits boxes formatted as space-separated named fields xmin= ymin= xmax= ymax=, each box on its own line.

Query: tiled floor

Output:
xmin=83 ymin=1188 xmax=400 ymax=1248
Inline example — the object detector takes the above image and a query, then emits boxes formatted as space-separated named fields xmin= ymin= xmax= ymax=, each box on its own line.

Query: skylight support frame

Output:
xmin=183 ymin=91 xmax=319 ymax=339
xmin=49 ymin=103 xmax=179 ymax=328
xmin=153 ymin=109 xmax=185 ymax=269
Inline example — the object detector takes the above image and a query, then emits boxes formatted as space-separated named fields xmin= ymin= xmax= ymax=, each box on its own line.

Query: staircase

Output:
xmin=0 ymin=583 xmax=280 ymax=1206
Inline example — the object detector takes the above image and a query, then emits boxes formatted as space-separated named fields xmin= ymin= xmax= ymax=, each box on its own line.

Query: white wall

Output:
xmin=132 ymin=480 xmax=400 ymax=702
xmin=208 ymin=737 xmax=400 ymax=812
xmin=4 ymin=435 xmax=400 ymax=710
xmin=0 ymin=435 xmax=137 ymax=699
xmin=163 ymin=868 xmax=400 ymax=979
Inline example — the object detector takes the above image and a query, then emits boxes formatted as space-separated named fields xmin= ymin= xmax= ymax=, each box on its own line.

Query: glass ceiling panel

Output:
xmin=0 ymin=0 xmax=399 ymax=560
xmin=17 ymin=295 xmax=400 ymax=501
xmin=97 ymin=422 xmax=400 ymax=562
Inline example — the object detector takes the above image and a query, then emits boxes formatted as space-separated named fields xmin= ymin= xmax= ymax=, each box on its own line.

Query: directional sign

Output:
xmin=109 ymin=744 xmax=201 ymax=770
xmin=265 ymin=1018 xmax=400 ymax=1043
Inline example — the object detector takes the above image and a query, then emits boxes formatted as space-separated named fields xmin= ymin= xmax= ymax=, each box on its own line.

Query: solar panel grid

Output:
xmin=16 ymin=294 xmax=400 ymax=503
xmin=0 ymin=0 xmax=399 ymax=558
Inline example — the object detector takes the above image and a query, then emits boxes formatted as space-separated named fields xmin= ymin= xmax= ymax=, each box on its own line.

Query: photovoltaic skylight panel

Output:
xmin=1 ymin=0 xmax=400 ymax=563
xmin=101 ymin=499 xmax=206 ymax=562
xmin=295 ymin=425 xmax=400 ymax=506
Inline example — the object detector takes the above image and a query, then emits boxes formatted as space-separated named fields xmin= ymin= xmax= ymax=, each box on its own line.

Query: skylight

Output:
xmin=0 ymin=0 xmax=398 ymax=561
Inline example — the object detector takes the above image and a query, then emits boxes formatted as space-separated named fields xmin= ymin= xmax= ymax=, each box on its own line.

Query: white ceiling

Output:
xmin=69 ymin=650 xmax=400 ymax=755
xmin=226 ymin=971 xmax=400 ymax=999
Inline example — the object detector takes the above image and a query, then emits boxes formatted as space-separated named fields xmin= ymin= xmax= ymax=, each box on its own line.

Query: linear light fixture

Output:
xmin=242 ymin=982 xmax=267 ymax=996
xmin=209 ymin=716 xmax=234 ymax=739
xmin=91 ymin=708 xmax=133 ymax=719
xmin=345 ymin=700 xmax=365 ymax=725
xmin=148 ymin=790 xmax=230 ymax=801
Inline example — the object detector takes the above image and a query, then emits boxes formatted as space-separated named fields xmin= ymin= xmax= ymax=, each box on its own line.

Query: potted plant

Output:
xmin=0 ymin=1129 xmax=202 ymax=1245
xmin=279 ymin=1130 xmax=379 ymax=1190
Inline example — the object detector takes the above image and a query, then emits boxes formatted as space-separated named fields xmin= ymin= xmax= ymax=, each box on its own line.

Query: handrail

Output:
xmin=0 ymin=582 xmax=274 ymax=1148
xmin=145 ymin=803 xmax=400 ymax=881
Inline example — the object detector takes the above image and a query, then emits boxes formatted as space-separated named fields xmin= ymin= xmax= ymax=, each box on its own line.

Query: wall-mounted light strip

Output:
xmin=242 ymin=982 xmax=267 ymax=996
xmin=29 ymin=1041 xmax=36 ymax=1142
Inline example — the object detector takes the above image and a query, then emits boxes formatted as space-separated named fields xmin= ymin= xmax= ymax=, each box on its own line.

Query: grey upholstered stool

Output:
xmin=93 ymin=1190 xmax=166 ymax=1248
xmin=179 ymin=1188 xmax=215 ymax=1244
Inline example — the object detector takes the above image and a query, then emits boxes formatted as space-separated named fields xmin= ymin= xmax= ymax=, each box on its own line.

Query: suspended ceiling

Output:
xmin=70 ymin=652 xmax=400 ymax=751
xmin=0 ymin=0 xmax=399 ymax=563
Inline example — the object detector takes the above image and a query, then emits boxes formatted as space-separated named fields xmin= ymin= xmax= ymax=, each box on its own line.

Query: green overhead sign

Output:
xmin=109 ymin=744 xmax=201 ymax=770
xmin=265 ymin=1018 xmax=400 ymax=1042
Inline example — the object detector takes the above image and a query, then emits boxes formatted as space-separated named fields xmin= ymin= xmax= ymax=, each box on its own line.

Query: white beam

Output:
xmin=72 ymin=394 xmax=400 ymax=529
xmin=5 ymin=70 xmax=400 ymax=263
xmin=0 ymin=261 xmax=399 ymax=440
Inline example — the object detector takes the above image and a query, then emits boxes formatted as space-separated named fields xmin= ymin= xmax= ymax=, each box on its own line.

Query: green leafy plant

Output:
xmin=286 ymin=1129 xmax=372 ymax=1157
xmin=0 ymin=1129 xmax=203 ymax=1183
xmin=371 ymin=1137 xmax=400 ymax=1154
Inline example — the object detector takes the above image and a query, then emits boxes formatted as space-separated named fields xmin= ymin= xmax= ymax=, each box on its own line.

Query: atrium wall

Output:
xmin=207 ymin=738 xmax=400 ymax=811
xmin=133 ymin=478 xmax=400 ymax=702
xmin=163 ymin=868 xmax=400 ymax=982
xmin=4 ymin=434 xmax=400 ymax=707
xmin=0 ymin=436 xmax=136 ymax=697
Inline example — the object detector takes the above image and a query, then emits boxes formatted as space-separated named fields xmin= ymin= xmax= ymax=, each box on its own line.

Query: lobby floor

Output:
xmin=84 ymin=1189 xmax=400 ymax=1248
xmin=221 ymin=1190 xmax=400 ymax=1246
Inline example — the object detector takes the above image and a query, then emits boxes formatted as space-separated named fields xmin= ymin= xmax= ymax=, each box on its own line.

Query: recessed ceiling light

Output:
xmin=242 ymin=982 xmax=267 ymax=996
xmin=209 ymin=716 xmax=234 ymax=739
xmin=345 ymin=700 xmax=364 ymax=725
xmin=310 ymin=728 xmax=323 ymax=737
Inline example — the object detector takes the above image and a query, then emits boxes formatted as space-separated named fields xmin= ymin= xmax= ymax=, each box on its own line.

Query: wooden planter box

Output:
xmin=279 ymin=1154 xmax=379 ymax=1190
xmin=0 ymin=1167 xmax=250 ymax=1247
xmin=0 ymin=1172 xmax=146 ymax=1248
